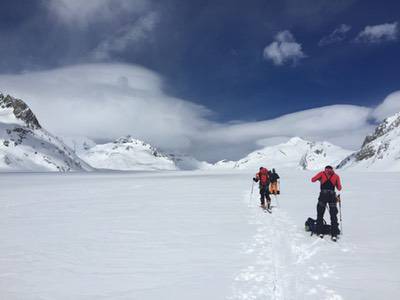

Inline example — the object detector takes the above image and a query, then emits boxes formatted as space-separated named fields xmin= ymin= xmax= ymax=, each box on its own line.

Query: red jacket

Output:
xmin=311 ymin=171 xmax=342 ymax=191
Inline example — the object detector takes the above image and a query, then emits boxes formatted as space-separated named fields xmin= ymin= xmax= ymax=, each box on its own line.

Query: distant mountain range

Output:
xmin=212 ymin=112 xmax=400 ymax=171
xmin=0 ymin=92 xmax=399 ymax=172
xmin=65 ymin=136 xmax=211 ymax=171
xmin=211 ymin=137 xmax=352 ymax=171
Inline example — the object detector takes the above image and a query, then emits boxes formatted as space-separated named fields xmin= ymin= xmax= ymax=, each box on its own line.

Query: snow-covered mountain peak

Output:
xmin=212 ymin=137 xmax=351 ymax=170
xmin=64 ymin=135 xmax=208 ymax=171
xmin=0 ymin=93 xmax=41 ymax=129
xmin=113 ymin=135 xmax=153 ymax=149
xmin=362 ymin=112 xmax=400 ymax=147
xmin=338 ymin=111 xmax=400 ymax=170
xmin=286 ymin=136 xmax=308 ymax=145
xmin=385 ymin=111 xmax=400 ymax=126
xmin=78 ymin=136 xmax=176 ymax=171
xmin=0 ymin=93 xmax=92 ymax=172
xmin=114 ymin=135 xmax=142 ymax=145
xmin=299 ymin=140 xmax=351 ymax=170
xmin=109 ymin=135 xmax=165 ymax=158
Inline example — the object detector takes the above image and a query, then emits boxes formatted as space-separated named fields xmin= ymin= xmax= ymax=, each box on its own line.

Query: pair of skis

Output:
xmin=260 ymin=205 xmax=272 ymax=214
xmin=318 ymin=234 xmax=338 ymax=242
xmin=249 ymin=181 xmax=279 ymax=214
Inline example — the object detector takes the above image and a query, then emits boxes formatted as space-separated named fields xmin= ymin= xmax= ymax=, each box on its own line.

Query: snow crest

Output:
xmin=212 ymin=137 xmax=351 ymax=171
xmin=78 ymin=135 xmax=177 ymax=171
xmin=338 ymin=111 xmax=400 ymax=171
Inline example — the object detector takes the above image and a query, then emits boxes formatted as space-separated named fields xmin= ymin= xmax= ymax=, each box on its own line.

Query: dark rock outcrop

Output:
xmin=337 ymin=112 xmax=400 ymax=168
xmin=0 ymin=93 xmax=41 ymax=129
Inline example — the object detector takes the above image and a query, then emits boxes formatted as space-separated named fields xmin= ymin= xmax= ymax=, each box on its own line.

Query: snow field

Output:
xmin=0 ymin=171 xmax=252 ymax=299
xmin=232 ymin=170 xmax=400 ymax=299
xmin=0 ymin=170 xmax=399 ymax=299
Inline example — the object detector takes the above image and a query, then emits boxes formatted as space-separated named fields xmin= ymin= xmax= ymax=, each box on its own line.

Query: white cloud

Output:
xmin=372 ymin=91 xmax=400 ymax=121
xmin=0 ymin=63 xmax=390 ymax=161
xmin=318 ymin=24 xmax=351 ymax=46
xmin=46 ymin=0 xmax=151 ymax=27
xmin=200 ymin=105 xmax=373 ymax=147
xmin=263 ymin=30 xmax=306 ymax=66
xmin=355 ymin=22 xmax=398 ymax=43
xmin=92 ymin=12 xmax=160 ymax=60
xmin=0 ymin=64 xmax=212 ymax=152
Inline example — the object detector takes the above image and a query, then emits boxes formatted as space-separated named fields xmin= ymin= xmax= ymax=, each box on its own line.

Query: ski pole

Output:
xmin=339 ymin=196 xmax=343 ymax=235
xmin=249 ymin=181 xmax=255 ymax=206
xmin=274 ymin=194 xmax=280 ymax=208
xmin=274 ymin=180 xmax=280 ymax=207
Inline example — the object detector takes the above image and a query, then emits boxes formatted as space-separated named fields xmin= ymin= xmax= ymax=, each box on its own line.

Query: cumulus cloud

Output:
xmin=92 ymin=11 xmax=160 ymax=60
xmin=46 ymin=0 xmax=151 ymax=27
xmin=0 ymin=63 xmax=386 ymax=161
xmin=372 ymin=91 xmax=400 ymax=121
xmin=355 ymin=22 xmax=398 ymax=43
xmin=318 ymin=24 xmax=351 ymax=46
xmin=263 ymin=30 xmax=306 ymax=66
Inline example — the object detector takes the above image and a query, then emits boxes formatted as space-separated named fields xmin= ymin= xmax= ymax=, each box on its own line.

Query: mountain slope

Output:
xmin=338 ymin=112 xmax=400 ymax=171
xmin=64 ymin=137 xmax=211 ymax=171
xmin=212 ymin=137 xmax=351 ymax=170
xmin=299 ymin=140 xmax=352 ymax=170
xmin=77 ymin=136 xmax=177 ymax=171
xmin=0 ymin=93 xmax=92 ymax=172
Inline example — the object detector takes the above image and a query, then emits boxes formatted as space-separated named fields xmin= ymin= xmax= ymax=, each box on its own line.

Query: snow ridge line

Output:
xmin=229 ymin=192 xmax=345 ymax=300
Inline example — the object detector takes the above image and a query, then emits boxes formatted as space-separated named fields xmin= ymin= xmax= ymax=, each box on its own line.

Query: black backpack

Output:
xmin=305 ymin=217 xmax=338 ymax=236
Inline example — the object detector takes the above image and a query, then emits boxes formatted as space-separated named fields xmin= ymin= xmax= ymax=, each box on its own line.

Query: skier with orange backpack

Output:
xmin=253 ymin=167 xmax=271 ymax=210
xmin=268 ymin=168 xmax=280 ymax=195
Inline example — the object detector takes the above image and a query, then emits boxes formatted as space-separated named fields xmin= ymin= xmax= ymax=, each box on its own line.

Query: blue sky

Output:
xmin=0 ymin=0 xmax=399 ymax=160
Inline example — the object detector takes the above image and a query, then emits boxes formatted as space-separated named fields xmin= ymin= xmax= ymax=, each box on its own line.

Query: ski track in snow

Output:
xmin=229 ymin=192 xmax=352 ymax=300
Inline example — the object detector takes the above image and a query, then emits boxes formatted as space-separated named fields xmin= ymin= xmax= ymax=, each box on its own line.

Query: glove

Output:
xmin=253 ymin=177 xmax=257 ymax=182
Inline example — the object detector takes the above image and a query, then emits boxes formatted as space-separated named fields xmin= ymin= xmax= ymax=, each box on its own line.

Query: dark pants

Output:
xmin=317 ymin=191 xmax=339 ymax=236
xmin=259 ymin=185 xmax=271 ymax=207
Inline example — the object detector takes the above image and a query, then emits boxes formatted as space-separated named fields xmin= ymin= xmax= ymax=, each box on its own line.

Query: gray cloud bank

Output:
xmin=0 ymin=63 xmax=397 ymax=162
xmin=47 ymin=0 xmax=152 ymax=27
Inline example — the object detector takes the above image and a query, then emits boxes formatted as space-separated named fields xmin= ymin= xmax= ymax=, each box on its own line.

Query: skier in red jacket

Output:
xmin=253 ymin=167 xmax=271 ymax=209
xmin=311 ymin=165 xmax=342 ymax=240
